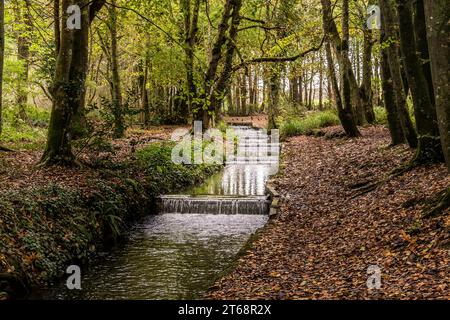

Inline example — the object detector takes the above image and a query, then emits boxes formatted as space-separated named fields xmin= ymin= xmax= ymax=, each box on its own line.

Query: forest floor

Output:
xmin=0 ymin=125 xmax=182 ymax=193
xmin=208 ymin=125 xmax=450 ymax=299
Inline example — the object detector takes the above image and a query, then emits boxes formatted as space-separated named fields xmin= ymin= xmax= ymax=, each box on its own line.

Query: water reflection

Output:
xmin=39 ymin=214 xmax=267 ymax=300
xmin=187 ymin=164 xmax=273 ymax=196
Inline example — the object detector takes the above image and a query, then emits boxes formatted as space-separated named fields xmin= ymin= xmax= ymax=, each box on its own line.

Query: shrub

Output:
xmin=280 ymin=109 xmax=340 ymax=138
xmin=136 ymin=142 xmax=221 ymax=196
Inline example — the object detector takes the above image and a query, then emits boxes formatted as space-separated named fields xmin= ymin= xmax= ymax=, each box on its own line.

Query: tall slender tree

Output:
xmin=109 ymin=0 xmax=124 ymax=138
xmin=321 ymin=0 xmax=361 ymax=137
xmin=14 ymin=0 xmax=33 ymax=121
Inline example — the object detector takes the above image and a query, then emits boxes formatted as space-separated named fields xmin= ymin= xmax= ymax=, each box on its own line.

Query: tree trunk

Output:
xmin=109 ymin=0 xmax=124 ymax=138
xmin=41 ymin=0 xmax=105 ymax=165
xmin=318 ymin=53 xmax=323 ymax=110
xmin=182 ymin=0 xmax=200 ymax=124
xmin=379 ymin=0 xmax=418 ymax=148
xmin=241 ymin=71 xmax=247 ymax=115
xmin=321 ymin=0 xmax=361 ymax=136
xmin=15 ymin=0 xmax=33 ymax=121
xmin=42 ymin=0 xmax=76 ymax=165
xmin=380 ymin=47 xmax=405 ymax=145
xmin=396 ymin=0 xmax=443 ymax=163
xmin=207 ymin=0 xmax=242 ymax=124
xmin=326 ymin=41 xmax=359 ymax=137
xmin=197 ymin=0 xmax=234 ymax=128
xmin=54 ymin=0 xmax=60 ymax=56
xmin=70 ymin=0 xmax=105 ymax=139
xmin=268 ymin=68 xmax=280 ymax=130
xmin=424 ymin=0 xmax=450 ymax=170
xmin=298 ymin=74 xmax=303 ymax=105
xmin=361 ymin=28 xmax=375 ymax=124
xmin=308 ymin=68 xmax=313 ymax=109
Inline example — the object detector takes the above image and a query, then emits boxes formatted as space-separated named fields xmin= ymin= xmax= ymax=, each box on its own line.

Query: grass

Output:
xmin=280 ymin=109 xmax=340 ymax=138
xmin=0 ymin=105 xmax=49 ymax=150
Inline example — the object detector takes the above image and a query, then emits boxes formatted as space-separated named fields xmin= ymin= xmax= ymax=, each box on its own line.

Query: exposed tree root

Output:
xmin=351 ymin=160 xmax=420 ymax=198
xmin=0 ymin=145 xmax=14 ymax=152
xmin=422 ymin=187 xmax=450 ymax=218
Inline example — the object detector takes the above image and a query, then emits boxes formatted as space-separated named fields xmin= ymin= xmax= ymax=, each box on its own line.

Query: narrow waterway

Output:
xmin=37 ymin=126 xmax=277 ymax=300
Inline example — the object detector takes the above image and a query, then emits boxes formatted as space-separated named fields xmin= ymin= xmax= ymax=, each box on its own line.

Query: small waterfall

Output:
xmin=158 ymin=126 xmax=278 ymax=216
xmin=159 ymin=195 xmax=270 ymax=215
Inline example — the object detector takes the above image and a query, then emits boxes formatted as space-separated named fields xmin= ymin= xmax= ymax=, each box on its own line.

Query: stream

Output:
xmin=36 ymin=126 xmax=277 ymax=300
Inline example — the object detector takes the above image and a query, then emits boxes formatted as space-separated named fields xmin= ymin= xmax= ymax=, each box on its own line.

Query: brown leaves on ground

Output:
xmin=208 ymin=126 xmax=450 ymax=300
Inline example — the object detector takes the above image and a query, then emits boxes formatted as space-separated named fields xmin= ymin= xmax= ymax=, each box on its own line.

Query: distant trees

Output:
xmin=0 ymin=0 xmax=440 ymax=169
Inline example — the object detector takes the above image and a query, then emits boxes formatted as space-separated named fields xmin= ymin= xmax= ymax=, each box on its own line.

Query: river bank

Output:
xmin=0 ymin=126 xmax=220 ymax=299
xmin=208 ymin=125 xmax=450 ymax=299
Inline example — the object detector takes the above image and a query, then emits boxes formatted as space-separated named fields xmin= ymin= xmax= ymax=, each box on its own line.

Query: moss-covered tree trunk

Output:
xmin=321 ymin=0 xmax=361 ymax=137
xmin=379 ymin=0 xmax=417 ymax=148
xmin=208 ymin=0 xmax=242 ymax=123
xmin=14 ymin=0 xmax=33 ymax=122
xmin=380 ymin=47 xmax=405 ymax=145
xmin=41 ymin=0 xmax=105 ymax=165
xmin=361 ymin=28 xmax=375 ymax=124
xmin=182 ymin=0 xmax=201 ymax=125
xmin=41 ymin=0 xmax=76 ymax=165
xmin=267 ymin=68 xmax=280 ymax=130
xmin=396 ymin=0 xmax=443 ymax=163
xmin=424 ymin=0 xmax=450 ymax=171
xmin=109 ymin=0 xmax=124 ymax=138
xmin=325 ymin=41 xmax=349 ymax=134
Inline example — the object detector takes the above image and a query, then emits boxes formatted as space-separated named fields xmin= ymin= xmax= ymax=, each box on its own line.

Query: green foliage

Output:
xmin=136 ymin=142 xmax=221 ymax=196
xmin=0 ymin=105 xmax=49 ymax=149
xmin=374 ymin=106 xmax=388 ymax=125
xmin=280 ymin=109 xmax=340 ymax=138
xmin=0 ymin=180 xmax=150 ymax=286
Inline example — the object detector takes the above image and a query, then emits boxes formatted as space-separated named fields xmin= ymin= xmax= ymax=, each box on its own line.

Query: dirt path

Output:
xmin=208 ymin=126 xmax=450 ymax=299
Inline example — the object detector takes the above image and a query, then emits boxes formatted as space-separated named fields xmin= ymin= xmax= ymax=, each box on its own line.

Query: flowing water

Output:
xmin=36 ymin=126 xmax=277 ymax=300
